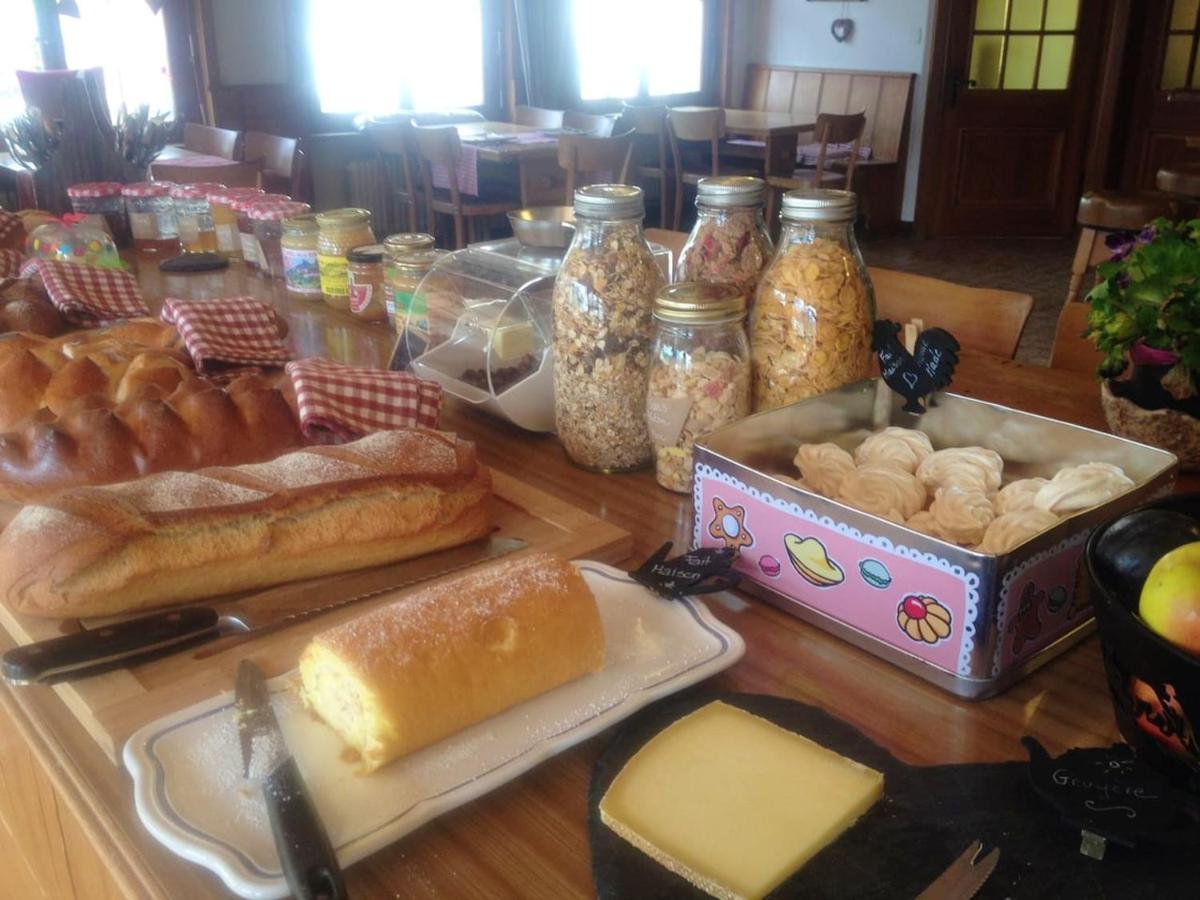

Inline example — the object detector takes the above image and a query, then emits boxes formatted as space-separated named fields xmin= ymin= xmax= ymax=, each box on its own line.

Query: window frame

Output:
xmin=967 ymin=0 xmax=1080 ymax=93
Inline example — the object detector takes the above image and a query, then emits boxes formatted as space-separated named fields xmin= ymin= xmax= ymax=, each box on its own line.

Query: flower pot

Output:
xmin=1103 ymin=379 xmax=1200 ymax=471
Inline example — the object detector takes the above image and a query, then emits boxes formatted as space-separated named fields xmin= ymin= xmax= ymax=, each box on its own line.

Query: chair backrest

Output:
xmin=564 ymin=110 xmax=616 ymax=137
xmin=667 ymin=107 xmax=726 ymax=178
xmin=515 ymin=105 xmax=564 ymax=129
xmin=813 ymin=111 xmax=867 ymax=185
xmin=1051 ymin=301 xmax=1106 ymax=374
xmin=151 ymin=159 xmax=263 ymax=188
xmin=182 ymin=122 xmax=240 ymax=160
xmin=412 ymin=125 xmax=464 ymax=203
xmin=366 ymin=119 xmax=419 ymax=230
xmin=868 ymin=266 xmax=1033 ymax=360
xmin=557 ymin=132 xmax=634 ymax=198
xmin=243 ymin=131 xmax=298 ymax=177
xmin=618 ymin=104 xmax=668 ymax=172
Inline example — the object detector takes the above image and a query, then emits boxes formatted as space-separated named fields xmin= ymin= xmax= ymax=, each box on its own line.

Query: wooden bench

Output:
xmin=743 ymin=65 xmax=915 ymax=234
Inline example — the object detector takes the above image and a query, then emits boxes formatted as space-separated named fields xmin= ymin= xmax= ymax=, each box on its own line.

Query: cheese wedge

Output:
xmin=599 ymin=701 xmax=883 ymax=900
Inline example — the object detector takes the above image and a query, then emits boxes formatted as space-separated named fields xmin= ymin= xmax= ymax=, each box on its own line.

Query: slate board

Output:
xmin=588 ymin=690 xmax=1196 ymax=899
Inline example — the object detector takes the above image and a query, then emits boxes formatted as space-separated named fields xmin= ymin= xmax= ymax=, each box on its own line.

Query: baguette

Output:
xmin=299 ymin=552 xmax=605 ymax=772
xmin=0 ymin=429 xmax=492 ymax=618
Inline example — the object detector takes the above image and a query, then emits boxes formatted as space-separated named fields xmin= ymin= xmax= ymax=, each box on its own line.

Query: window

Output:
xmin=1163 ymin=0 xmax=1200 ymax=90
xmin=0 ymin=1 xmax=40 ymax=122
xmin=573 ymin=0 xmax=704 ymax=101
xmin=968 ymin=0 xmax=1079 ymax=91
xmin=309 ymin=0 xmax=485 ymax=114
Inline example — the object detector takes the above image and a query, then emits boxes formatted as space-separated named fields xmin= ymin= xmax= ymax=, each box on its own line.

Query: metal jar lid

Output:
xmin=653 ymin=282 xmax=746 ymax=323
xmin=316 ymin=207 xmax=372 ymax=229
xmin=573 ymin=184 xmax=645 ymax=220
xmin=780 ymin=189 xmax=858 ymax=223
xmin=696 ymin=176 xmax=766 ymax=208
xmin=347 ymin=243 xmax=385 ymax=264
xmin=383 ymin=232 xmax=436 ymax=258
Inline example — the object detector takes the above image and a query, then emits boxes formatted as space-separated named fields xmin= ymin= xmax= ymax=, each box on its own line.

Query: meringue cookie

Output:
xmin=928 ymin=485 xmax=995 ymax=546
xmin=853 ymin=427 xmax=934 ymax=474
xmin=906 ymin=510 xmax=948 ymax=540
xmin=976 ymin=508 xmax=1061 ymax=554
xmin=1034 ymin=462 xmax=1134 ymax=515
xmin=793 ymin=443 xmax=856 ymax=497
xmin=836 ymin=464 xmax=927 ymax=522
xmin=916 ymin=447 xmax=1004 ymax=495
xmin=994 ymin=477 xmax=1049 ymax=516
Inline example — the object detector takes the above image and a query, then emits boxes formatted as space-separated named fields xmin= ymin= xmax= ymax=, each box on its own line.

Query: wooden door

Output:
xmin=920 ymin=0 xmax=1106 ymax=236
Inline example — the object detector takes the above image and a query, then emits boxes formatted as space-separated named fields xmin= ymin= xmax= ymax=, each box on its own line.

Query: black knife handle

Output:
xmin=1 ymin=607 xmax=219 ymax=684
xmin=263 ymin=756 xmax=347 ymax=900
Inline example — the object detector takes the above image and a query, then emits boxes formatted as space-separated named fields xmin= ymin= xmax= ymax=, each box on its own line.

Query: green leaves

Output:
xmin=1085 ymin=217 xmax=1200 ymax=394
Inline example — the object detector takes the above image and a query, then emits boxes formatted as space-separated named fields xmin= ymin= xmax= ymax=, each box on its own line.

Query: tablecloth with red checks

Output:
xmin=0 ymin=249 xmax=20 ymax=278
xmin=0 ymin=211 xmax=22 ymax=249
xmin=160 ymin=296 xmax=291 ymax=371
xmin=285 ymin=357 xmax=442 ymax=443
xmin=29 ymin=259 xmax=149 ymax=325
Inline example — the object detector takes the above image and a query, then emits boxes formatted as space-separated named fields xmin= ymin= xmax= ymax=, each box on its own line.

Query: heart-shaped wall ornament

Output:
xmin=831 ymin=17 xmax=854 ymax=43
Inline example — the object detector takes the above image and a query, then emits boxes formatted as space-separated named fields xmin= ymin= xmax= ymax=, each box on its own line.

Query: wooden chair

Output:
xmin=182 ymin=122 xmax=240 ymax=160
xmin=869 ymin=267 xmax=1033 ymax=360
xmin=412 ymin=125 xmax=522 ymax=249
xmin=514 ymin=106 xmax=564 ymax=129
xmin=150 ymin=159 xmax=262 ymax=188
xmin=1050 ymin=300 xmax=1106 ymax=374
xmin=243 ymin=131 xmax=301 ymax=198
xmin=1067 ymin=190 xmax=1177 ymax=304
xmin=366 ymin=119 xmax=421 ymax=233
xmin=667 ymin=107 xmax=744 ymax=230
xmin=563 ymin=111 xmax=615 ymax=137
xmin=557 ymin=132 xmax=633 ymax=199
xmin=619 ymin=104 xmax=670 ymax=228
xmin=765 ymin=111 xmax=867 ymax=229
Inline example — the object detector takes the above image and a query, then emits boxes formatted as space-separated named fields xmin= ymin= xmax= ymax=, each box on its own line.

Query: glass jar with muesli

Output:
xmin=648 ymin=283 xmax=751 ymax=493
xmin=553 ymin=184 xmax=665 ymax=471
xmin=750 ymin=189 xmax=874 ymax=412
xmin=676 ymin=176 xmax=773 ymax=298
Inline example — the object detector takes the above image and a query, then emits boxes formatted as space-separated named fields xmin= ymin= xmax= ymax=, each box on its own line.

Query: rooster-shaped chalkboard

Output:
xmin=872 ymin=319 xmax=960 ymax=414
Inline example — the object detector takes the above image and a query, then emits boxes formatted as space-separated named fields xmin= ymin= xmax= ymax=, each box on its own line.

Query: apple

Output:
xmin=1138 ymin=541 xmax=1200 ymax=657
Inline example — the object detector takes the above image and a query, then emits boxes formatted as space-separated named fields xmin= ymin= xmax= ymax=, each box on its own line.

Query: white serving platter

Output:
xmin=123 ymin=561 xmax=745 ymax=898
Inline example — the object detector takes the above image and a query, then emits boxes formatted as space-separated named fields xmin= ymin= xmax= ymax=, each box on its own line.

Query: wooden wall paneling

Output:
xmin=819 ymin=73 xmax=852 ymax=115
xmin=792 ymin=71 xmax=824 ymax=119
xmin=874 ymin=76 xmax=913 ymax=162
xmin=848 ymin=75 xmax=884 ymax=145
xmin=765 ymin=69 xmax=795 ymax=111
xmin=744 ymin=68 xmax=767 ymax=108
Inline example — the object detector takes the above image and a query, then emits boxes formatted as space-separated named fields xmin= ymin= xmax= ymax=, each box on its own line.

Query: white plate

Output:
xmin=123 ymin=561 xmax=744 ymax=899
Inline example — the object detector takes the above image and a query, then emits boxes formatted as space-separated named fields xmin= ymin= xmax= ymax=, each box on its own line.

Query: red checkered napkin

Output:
xmin=34 ymin=260 xmax=149 ymax=325
xmin=0 ymin=249 xmax=20 ymax=278
xmin=285 ymin=357 xmax=443 ymax=443
xmin=160 ymin=296 xmax=290 ymax=372
xmin=0 ymin=210 xmax=21 ymax=248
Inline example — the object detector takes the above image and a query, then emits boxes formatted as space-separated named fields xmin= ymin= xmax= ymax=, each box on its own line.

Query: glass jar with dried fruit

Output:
xmin=676 ymin=176 xmax=772 ymax=298
xmin=750 ymin=189 xmax=874 ymax=412
xmin=553 ymin=184 xmax=665 ymax=472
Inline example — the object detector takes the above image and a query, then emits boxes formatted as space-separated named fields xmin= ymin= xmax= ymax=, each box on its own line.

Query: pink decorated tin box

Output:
xmin=691 ymin=380 xmax=1178 ymax=699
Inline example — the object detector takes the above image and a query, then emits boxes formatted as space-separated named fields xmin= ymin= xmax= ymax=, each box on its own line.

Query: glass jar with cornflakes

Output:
xmin=676 ymin=176 xmax=773 ymax=298
xmin=170 ymin=182 xmax=225 ymax=253
xmin=280 ymin=214 xmax=321 ymax=298
xmin=553 ymin=184 xmax=665 ymax=472
xmin=316 ymin=208 xmax=375 ymax=312
xmin=750 ymin=189 xmax=874 ymax=412
xmin=647 ymin=283 xmax=751 ymax=493
xmin=383 ymin=232 xmax=436 ymax=332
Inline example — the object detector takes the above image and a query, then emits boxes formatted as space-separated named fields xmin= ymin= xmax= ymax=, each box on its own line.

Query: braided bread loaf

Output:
xmin=0 ymin=320 xmax=186 ymax=430
xmin=0 ymin=279 xmax=65 ymax=338
xmin=0 ymin=370 xmax=305 ymax=501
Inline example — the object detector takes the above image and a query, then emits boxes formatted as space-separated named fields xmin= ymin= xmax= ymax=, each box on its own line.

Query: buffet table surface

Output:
xmin=0 ymin=257 xmax=1182 ymax=899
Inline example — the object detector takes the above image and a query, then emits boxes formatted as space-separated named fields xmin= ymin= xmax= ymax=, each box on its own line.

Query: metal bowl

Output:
xmin=508 ymin=207 xmax=576 ymax=249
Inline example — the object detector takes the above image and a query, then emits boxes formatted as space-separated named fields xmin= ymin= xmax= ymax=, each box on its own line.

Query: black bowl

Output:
xmin=1086 ymin=494 xmax=1200 ymax=794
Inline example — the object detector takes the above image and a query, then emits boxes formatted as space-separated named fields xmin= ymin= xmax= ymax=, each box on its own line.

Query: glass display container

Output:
xmin=122 ymin=182 xmax=180 ymax=256
xmin=676 ymin=176 xmax=773 ymax=298
xmin=317 ymin=208 xmax=375 ymax=311
xmin=648 ymin=283 xmax=751 ymax=493
xmin=750 ymin=189 xmax=874 ymax=413
xmin=170 ymin=182 xmax=225 ymax=253
xmin=207 ymin=186 xmax=263 ymax=258
xmin=25 ymin=221 xmax=121 ymax=268
xmin=552 ymin=184 xmax=664 ymax=471
xmin=66 ymin=182 xmax=127 ymax=245
xmin=281 ymin=214 xmax=321 ymax=298
xmin=250 ymin=200 xmax=311 ymax=280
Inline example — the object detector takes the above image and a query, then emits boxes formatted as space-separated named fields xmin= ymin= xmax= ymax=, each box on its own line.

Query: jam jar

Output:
xmin=280 ymin=214 xmax=321 ymax=298
xmin=121 ymin=182 xmax=180 ymax=256
xmin=250 ymin=200 xmax=311 ymax=280
xmin=235 ymin=193 xmax=289 ymax=271
xmin=170 ymin=182 xmax=225 ymax=253
xmin=208 ymin=186 xmax=264 ymax=258
xmin=347 ymin=244 xmax=388 ymax=322
xmin=67 ymin=182 xmax=127 ymax=245
xmin=316 ymin=208 xmax=375 ymax=312
xmin=383 ymin=232 xmax=437 ymax=332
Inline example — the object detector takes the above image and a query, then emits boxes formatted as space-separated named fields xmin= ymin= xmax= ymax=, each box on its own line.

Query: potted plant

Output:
xmin=1085 ymin=217 xmax=1200 ymax=469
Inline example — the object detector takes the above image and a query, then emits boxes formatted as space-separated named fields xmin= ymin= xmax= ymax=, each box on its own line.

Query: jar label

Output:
xmin=349 ymin=281 xmax=373 ymax=314
xmin=318 ymin=253 xmax=350 ymax=297
xmin=282 ymin=248 xmax=321 ymax=294
xmin=177 ymin=213 xmax=200 ymax=244
xmin=646 ymin=394 xmax=693 ymax=448
xmin=128 ymin=211 xmax=156 ymax=240
xmin=239 ymin=232 xmax=259 ymax=266
xmin=215 ymin=223 xmax=238 ymax=253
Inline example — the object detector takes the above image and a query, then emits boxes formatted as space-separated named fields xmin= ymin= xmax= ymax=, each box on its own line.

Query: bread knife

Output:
xmin=235 ymin=659 xmax=346 ymax=900
xmin=2 ymin=536 xmax=527 ymax=684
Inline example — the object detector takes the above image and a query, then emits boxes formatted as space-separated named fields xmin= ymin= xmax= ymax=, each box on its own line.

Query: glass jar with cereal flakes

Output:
xmin=553 ymin=184 xmax=665 ymax=472
xmin=750 ymin=189 xmax=874 ymax=412
xmin=676 ymin=176 xmax=773 ymax=298
xmin=648 ymin=283 xmax=751 ymax=493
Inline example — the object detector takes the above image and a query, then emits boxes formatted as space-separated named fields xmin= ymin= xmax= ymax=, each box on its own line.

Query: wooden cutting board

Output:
xmin=0 ymin=470 xmax=632 ymax=764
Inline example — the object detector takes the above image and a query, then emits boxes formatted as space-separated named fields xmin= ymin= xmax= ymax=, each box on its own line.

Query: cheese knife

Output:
xmin=235 ymin=658 xmax=346 ymax=900
xmin=915 ymin=839 xmax=1000 ymax=900
xmin=2 ymin=535 xmax=527 ymax=684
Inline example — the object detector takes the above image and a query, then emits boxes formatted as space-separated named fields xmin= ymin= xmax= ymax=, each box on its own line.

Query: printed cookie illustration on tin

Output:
xmin=784 ymin=534 xmax=845 ymax=587
xmin=858 ymin=558 xmax=892 ymax=589
xmin=709 ymin=498 xmax=754 ymax=552
xmin=897 ymin=595 xmax=952 ymax=644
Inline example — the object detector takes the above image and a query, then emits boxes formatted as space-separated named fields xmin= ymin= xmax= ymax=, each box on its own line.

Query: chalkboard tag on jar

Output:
xmin=630 ymin=542 xmax=740 ymax=601
xmin=872 ymin=318 xmax=960 ymax=414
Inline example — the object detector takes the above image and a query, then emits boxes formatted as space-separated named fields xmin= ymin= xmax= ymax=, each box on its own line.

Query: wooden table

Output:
xmin=0 ymin=259 xmax=1173 ymax=898
xmin=453 ymin=122 xmax=564 ymax=208
xmin=673 ymin=107 xmax=816 ymax=177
